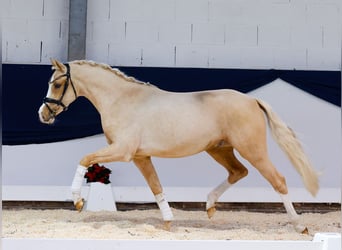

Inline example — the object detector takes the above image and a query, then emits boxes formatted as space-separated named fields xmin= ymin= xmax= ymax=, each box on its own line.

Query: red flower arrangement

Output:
xmin=84 ymin=163 xmax=111 ymax=184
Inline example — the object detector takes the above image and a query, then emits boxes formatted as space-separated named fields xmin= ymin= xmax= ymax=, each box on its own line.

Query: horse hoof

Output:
xmin=207 ymin=207 xmax=216 ymax=219
xmin=301 ymin=227 xmax=309 ymax=235
xmin=75 ymin=198 xmax=84 ymax=212
xmin=163 ymin=221 xmax=172 ymax=231
xmin=294 ymin=223 xmax=309 ymax=234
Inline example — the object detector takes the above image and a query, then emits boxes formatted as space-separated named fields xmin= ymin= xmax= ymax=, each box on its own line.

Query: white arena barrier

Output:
xmin=2 ymin=233 xmax=341 ymax=250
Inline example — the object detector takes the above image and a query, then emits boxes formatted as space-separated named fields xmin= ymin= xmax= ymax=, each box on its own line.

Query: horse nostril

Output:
xmin=39 ymin=112 xmax=46 ymax=122
xmin=39 ymin=108 xmax=50 ymax=123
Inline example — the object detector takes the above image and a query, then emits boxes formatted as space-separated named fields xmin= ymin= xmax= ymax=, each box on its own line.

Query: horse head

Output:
xmin=38 ymin=59 xmax=78 ymax=124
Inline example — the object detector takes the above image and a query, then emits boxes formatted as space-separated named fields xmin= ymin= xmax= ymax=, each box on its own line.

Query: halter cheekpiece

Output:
xmin=43 ymin=63 xmax=77 ymax=118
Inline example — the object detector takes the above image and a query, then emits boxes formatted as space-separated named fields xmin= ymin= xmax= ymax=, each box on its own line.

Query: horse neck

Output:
xmin=71 ymin=64 xmax=141 ymax=112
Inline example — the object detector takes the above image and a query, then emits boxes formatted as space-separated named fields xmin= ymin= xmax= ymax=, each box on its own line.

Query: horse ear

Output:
xmin=50 ymin=58 xmax=66 ymax=71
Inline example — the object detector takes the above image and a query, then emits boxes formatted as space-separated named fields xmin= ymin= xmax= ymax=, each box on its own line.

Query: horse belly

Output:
xmin=137 ymin=109 xmax=222 ymax=158
xmin=138 ymin=137 xmax=216 ymax=158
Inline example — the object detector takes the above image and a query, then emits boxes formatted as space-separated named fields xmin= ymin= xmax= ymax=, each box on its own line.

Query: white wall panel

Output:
xmin=192 ymin=23 xmax=225 ymax=45
xmin=158 ymin=22 xmax=192 ymax=44
xmin=175 ymin=45 xmax=209 ymax=68
xmin=306 ymin=3 xmax=340 ymax=26
xmin=208 ymin=46 xmax=242 ymax=69
xmin=3 ymin=18 xmax=29 ymax=44
xmin=273 ymin=47 xmax=307 ymax=70
xmin=87 ymin=0 xmax=110 ymax=20
xmin=240 ymin=47 xmax=275 ymax=69
xmin=141 ymin=44 xmax=175 ymax=67
xmin=307 ymin=48 xmax=341 ymax=69
xmin=5 ymin=39 xmax=42 ymax=63
xmin=27 ymin=20 xmax=66 ymax=42
xmin=41 ymin=40 xmax=68 ymax=63
xmin=108 ymin=42 xmax=142 ymax=66
xmin=2 ymin=0 xmax=69 ymax=64
xmin=175 ymin=0 xmax=208 ymax=22
xmin=290 ymin=24 xmax=323 ymax=48
xmin=43 ymin=0 xmax=69 ymax=19
xmin=138 ymin=0 xmax=176 ymax=22
xmin=108 ymin=0 xmax=175 ymax=22
xmin=225 ymin=25 xmax=257 ymax=47
xmin=1 ymin=0 xmax=11 ymax=19
xmin=323 ymin=25 xmax=341 ymax=48
xmin=86 ymin=41 xmax=109 ymax=63
xmin=7 ymin=0 xmax=44 ymax=19
xmin=258 ymin=25 xmax=291 ymax=48
xmin=125 ymin=22 xmax=159 ymax=43
xmin=208 ymin=1 xmax=242 ymax=23
xmin=110 ymin=0 xmax=149 ymax=22
xmin=87 ymin=21 xmax=125 ymax=43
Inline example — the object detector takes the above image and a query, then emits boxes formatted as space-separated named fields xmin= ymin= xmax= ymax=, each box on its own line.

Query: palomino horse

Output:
xmin=39 ymin=59 xmax=319 ymax=233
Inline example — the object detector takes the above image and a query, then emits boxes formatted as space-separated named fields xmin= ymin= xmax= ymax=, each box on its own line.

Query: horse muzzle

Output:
xmin=38 ymin=103 xmax=58 ymax=124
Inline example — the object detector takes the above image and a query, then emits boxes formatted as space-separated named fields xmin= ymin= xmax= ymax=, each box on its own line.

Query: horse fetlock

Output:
xmin=155 ymin=193 xmax=174 ymax=221
xmin=206 ymin=191 xmax=218 ymax=209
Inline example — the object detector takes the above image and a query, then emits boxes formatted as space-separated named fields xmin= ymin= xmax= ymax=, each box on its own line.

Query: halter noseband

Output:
xmin=43 ymin=63 xmax=77 ymax=118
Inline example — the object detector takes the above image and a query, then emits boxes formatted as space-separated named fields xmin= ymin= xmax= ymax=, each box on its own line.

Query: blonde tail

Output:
xmin=256 ymin=99 xmax=319 ymax=196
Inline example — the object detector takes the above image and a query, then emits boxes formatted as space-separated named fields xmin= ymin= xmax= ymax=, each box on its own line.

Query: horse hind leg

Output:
xmin=238 ymin=146 xmax=308 ymax=233
xmin=206 ymin=147 xmax=248 ymax=218
xmin=259 ymin=159 xmax=308 ymax=233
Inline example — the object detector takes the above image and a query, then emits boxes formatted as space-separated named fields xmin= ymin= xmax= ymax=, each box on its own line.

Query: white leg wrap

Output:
xmin=206 ymin=180 xmax=232 ymax=210
xmin=280 ymin=193 xmax=307 ymax=232
xmin=71 ymin=165 xmax=87 ymax=205
xmin=155 ymin=193 xmax=174 ymax=221
xmin=280 ymin=193 xmax=299 ymax=221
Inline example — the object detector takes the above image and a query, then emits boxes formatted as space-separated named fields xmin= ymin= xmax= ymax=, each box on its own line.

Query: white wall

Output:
xmin=2 ymin=0 xmax=341 ymax=70
xmin=2 ymin=0 xmax=69 ymax=63
xmin=2 ymin=80 xmax=341 ymax=202
xmin=87 ymin=0 xmax=342 ymax=70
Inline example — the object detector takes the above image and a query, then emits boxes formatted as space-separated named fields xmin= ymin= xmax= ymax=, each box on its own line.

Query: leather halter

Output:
xmin=43 ymin=63 xmax=77 ymax=118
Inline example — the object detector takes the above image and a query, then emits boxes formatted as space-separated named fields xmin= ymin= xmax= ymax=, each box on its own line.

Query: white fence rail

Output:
xmin=3 ymin=233 xmax=341 ymax=250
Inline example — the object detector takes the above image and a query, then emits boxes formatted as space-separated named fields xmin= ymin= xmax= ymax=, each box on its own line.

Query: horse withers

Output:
xmin=38 ymin=59 xmax=319 ymax=233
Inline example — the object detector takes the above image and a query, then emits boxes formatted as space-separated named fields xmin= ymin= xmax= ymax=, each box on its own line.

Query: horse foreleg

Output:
xmin=206 ymin=180 xmax=232 ymax=218
xmin=133 ymin=157 xmax=174 ymax=230
xmin=80 ymin=144 xmax=134 ymax=167
xmin=71 ymin=165 xmax=88 ymax=211
xmin=206 ymin=147 xmax=248 ymax=218
xmin=72 ymin=144 xmax=135 ymax=211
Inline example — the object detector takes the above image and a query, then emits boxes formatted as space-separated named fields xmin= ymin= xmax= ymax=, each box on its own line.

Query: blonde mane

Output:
xmin=70 ymin=60 xmax=155 ymax=87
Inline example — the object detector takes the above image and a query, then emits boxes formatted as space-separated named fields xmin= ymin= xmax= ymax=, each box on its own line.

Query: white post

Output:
xmin=85 ymin=182 xmax=117 ymax=212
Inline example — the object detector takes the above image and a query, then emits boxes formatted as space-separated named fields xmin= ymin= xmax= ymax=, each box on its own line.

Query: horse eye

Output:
xmin=54 ymin=83 xmax=62 ymax=89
